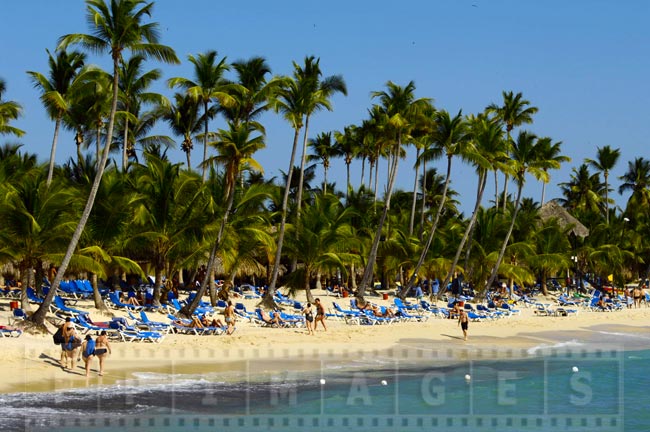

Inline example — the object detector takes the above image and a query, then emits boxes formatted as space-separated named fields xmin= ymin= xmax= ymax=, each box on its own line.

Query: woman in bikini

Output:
xmin=303 ymin=303 xmax=314 ymax=335
xmin=94 ymin=330 xmax=112 ymax=376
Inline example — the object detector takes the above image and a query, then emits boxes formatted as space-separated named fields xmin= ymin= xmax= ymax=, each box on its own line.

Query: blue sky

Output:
xmin=2 ymin=0 xmax=649 ymax=214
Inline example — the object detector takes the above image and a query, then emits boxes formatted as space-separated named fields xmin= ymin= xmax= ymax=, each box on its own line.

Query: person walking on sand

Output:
xmin=94 ymin=330 xmax=112 ymax=376
xmin=224 ymin=301 xmax=236 ymax=335
xmin=313 ymin=298 xmax=327 ymax=331
xmin=80 ymin=334 xmax=96 ymax=377
xmin=458 ymin=309 xmax=469 ymax=341
xmin=59 ymin=317 xmax=79 ymax=368
xmin=303 ymin=303 xmax=314 ymax=335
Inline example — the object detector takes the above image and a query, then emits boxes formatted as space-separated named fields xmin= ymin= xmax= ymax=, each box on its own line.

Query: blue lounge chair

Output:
xmin=52 ymin=295 xmax=88 ymax=316
xmin=0 ymin=325 xmax=22 ymax=338
xmin=108 ymin=292 xmax=143 ymax=311
xmin=394 ymin=298 xmax=419 ymax=311
xmin=26 ymin=287 xmax=43 ymax=304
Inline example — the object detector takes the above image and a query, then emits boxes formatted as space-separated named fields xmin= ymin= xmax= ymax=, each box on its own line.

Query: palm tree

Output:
xmin=307 ymin=132 xmax=336 ymax=194
xmin=27 ymin=49 xmax=86 ymax=186
xmin=223 ymin=56 xmax=281 ymax=127
xmin=31 ymin=0 xmax=179 ymax=326
xmin=160 ymin=92 xmax=203 ymax=170
xmin=284 ymin=193 xmax=356 ymax=303
xmin=264 ymin=68 xmax=308 ymax=306
xmin=169 ymin=50 xmax=237 ymax=181
xmin=0 ymin=166 xmax=76 ymax=310
xmin=619 ymin=157 xmax=650 ymax=216
xmin=559 ymin=164 xmax=605 ymax=218
xmin=182 ymin=122 xmax=265 ymax=315
xmin=356 ymin=81 xmax=430 ymax=301
xmin=585 ymin=145 xmax=620 ymax=224
xmin=484 ymin=131 xmax=551 ymax=292
xmin=440 ymin=115 xmax=501 ymax=292
xmin=293 ymin=56 xmax=347 ymax=228
xmin=487 ymin=91 xmax=538 ymax=210
xmin=537 ymin=137 xmax=569 ymax=205
xmin=0 ymin=78 xmax=25 ymax=137
xmin=126 ymin=153 xmax=210 ymax=306
xmin=333 ymin=125 xmax=360 ymax=201
xmin=401 ymin=110 xmax=469 ymax=298
xmin=117 ymin=54 xmax=164 ymax=170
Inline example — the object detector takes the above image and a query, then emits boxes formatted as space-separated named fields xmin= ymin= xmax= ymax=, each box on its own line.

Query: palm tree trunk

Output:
xmin=604 ymin=173 xmax=609 ymax=224
xmin=345 ymin=161 xmax=351 ymax=202
xmin=485 ymin=182 xmax=524 ymax=292
xmin=464 ymin=173 xmax=485 ymax=275
xmin=419 ymin=159 xmax=427 ymax=241
xmin=122 ymin=113 xmax=129 ymax=171
xmin=91 ymin=273 xmax=109 ymax=313
xmin=541 ymin=179 xmax=547 ymax=205
xmin=323 ymin=164 xmax=328 ymax=195
xmin=292 ymin=115 xmax=311 ymax=272
xmin=31 ymin=56 xmax=122 ymax=326
xmin=494 ymin=170 xmax=499 ymax=209
xmin=96 ymin=128 xmax=101 ymax=166
xmin=373 ymin=161 xmax=379 ymax=203
xmin=502 ymin=173 xmax=509 ymax=211
xmin=182 ymin=179 xmax=237 ymax=316
xmin=357 ymin=145 xmax=400 ymax=300
xmin=441 ymin=171 xmax=487 ymax=292
xmin=408 ymin=148 xmax=420 ymax=236
xmin=46 ymin=115 xmax=62 ymax=188
xmin=360 ymin=156 xmax=366 ymax=187
xmin=201 ymin=102 xmax=209 ymax=182
xmin=263 ymin=127 xmax=301 ymax=308
xmin=402 ymin=155 xmax=453 ymax=299
xmin=304 ymin=267 xmax=314 ymax=304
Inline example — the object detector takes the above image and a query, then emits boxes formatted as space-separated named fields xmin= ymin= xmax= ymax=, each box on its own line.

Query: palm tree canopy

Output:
xmin=58 ymin=0 xmax=179 ymax=65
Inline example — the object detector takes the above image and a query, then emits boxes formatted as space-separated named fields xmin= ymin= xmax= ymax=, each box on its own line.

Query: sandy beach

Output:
xmin=2 ymin=291 xmax=649 ymax=395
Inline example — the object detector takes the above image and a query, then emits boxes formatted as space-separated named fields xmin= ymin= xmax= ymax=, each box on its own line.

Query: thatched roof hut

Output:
xmin=538 ymin=200 xmax=589 ymax=238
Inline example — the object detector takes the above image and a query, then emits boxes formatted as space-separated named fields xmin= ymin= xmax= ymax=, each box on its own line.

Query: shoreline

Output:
xmin=3 ymin=305 xmax=649 ymax=395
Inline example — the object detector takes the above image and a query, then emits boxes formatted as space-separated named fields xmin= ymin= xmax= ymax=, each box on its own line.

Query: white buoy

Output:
xmin=464 ymin=374 xmax=471 ymax=381
xmin=320 ymin=378 xmax=326 ymax=385
xmin=572 ymin=366 xmax=579 ymax=373
xmin=381 ymin=380 xmax=388 ymax=386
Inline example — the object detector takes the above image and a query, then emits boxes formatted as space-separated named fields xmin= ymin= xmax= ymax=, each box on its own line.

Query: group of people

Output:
xmin=58 ymin=317 xmax=111 ymax=376
xmin=258 ymin=298 xmax=327 ymax=335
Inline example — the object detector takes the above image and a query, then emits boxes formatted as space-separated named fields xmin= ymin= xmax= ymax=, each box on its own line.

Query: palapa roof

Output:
xmin=538 ymin=200 xmax=589 ymax=238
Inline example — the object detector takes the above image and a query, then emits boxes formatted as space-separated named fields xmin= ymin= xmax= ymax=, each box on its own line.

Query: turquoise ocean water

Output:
xmin=3 ymin=338 xmax=648 ymax=432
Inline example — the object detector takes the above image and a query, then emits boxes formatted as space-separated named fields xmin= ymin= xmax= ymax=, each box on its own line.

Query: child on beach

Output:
xmin=303 ymin=303 xmax=314 ymax=335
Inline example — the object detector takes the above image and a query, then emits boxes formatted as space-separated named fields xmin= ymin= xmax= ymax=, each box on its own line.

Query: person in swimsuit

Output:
xmin=303 ymin=303 xmax=314 ymax=335
xmin=458 ymin=309 xmax=469 ymax=341
xmin=60 ymin=317 xmax=79 ymax=369
xmin=94 ymin=330 xmax=111 ymax=376
xmin=80 ymin=334 xmax=96 ymax=377
xmin=313 ymin=298 xmax=327 ymax=331
xmin=224 ymin=301 xmax=236 ymax=335
xmin=260 ymin=309 xmax=284 ymax=327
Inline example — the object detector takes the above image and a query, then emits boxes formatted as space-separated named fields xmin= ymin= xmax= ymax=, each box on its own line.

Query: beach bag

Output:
xmin=53 ymin=327 xmax=64 ymax=345
xmin=64 ymin=335 xmax=78 ymax=351
xmin=84 ymin=339 xmax=96 ymax=357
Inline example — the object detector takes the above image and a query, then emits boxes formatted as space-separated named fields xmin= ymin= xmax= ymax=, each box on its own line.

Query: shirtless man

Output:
xmin=224 ymin=301 xmax=236 ymax=335
xmin=260 ymin=309 xmax=283 ymax=327
xmin=94 ymin=330 xmax=112 ymax=376
xmin=313 ymin=298 xmax=327 ymax=331
xmin=458 ymin=309 xmax=469 ymax=341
